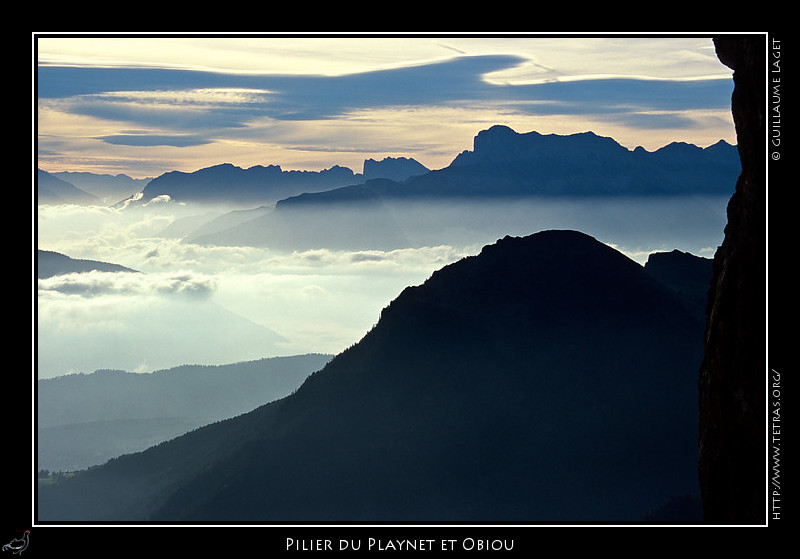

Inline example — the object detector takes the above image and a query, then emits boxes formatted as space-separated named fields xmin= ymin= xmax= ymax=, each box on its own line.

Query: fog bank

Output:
xmin=36 ymin=195 xmax=728 ymax=378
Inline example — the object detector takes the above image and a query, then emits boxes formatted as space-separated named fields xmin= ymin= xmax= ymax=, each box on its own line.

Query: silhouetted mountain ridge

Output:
xmin=37 ymin=169 xmax=97 ymax=205
xmin=51 ymin=171 xmax=150 ymax=204
xmin=644 ymin=249 xmax=713 ymax=318
xmin=38 ymin=230 xmax=707 ymax=522
xmin=131 ymin=157 xmax=431 ymax=206
xmin=184 ymin=127 xmax=738 ymax=251
xmin=38 ymin=354 xmax=332 ymax=472
xmin=139 ymin=163 xmax=357 ymax=205
xmin=37 ymin=127 xmax=738 ymax=209
xmin=278 ymin=125 xmax=739 ymax=203
xmin=363 ymin=156 xmax=429 ymax=182
xmin=37 ymin=249 xmax=139 ymax=279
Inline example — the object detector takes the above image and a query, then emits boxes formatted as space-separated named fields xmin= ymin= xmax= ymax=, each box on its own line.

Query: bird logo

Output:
xmin=2 ymin=531 xmax=29 ymax=555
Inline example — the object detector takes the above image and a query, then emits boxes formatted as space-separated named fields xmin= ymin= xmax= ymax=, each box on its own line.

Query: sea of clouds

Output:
xmin=35 ymin=194 xmax=727 ymax=378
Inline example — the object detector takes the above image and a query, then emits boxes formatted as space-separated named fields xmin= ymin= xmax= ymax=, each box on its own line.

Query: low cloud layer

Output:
xmin=38 ymin=269 xmax=217 ymax=298
xmin=36 ymin=194 xmax=728 ymax=379
xmin=36 ymin=202 xmax=474 ymax=377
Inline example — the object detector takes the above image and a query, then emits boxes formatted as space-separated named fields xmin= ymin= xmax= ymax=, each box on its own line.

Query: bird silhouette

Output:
xmin=2 ymin=531 xmax=29 ymax=555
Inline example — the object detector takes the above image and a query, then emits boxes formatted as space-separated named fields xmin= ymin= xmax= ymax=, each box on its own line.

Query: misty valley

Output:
xmin=36 ymin=125 xmax=739 ymax=522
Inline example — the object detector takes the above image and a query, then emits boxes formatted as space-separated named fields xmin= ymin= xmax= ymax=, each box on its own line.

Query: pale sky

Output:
xmin=35 ymin=33 xmax=739 ymax=179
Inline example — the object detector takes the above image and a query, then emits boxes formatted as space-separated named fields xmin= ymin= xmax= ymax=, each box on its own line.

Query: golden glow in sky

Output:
xmin=36 ymin=34 xmax=738 ymax=179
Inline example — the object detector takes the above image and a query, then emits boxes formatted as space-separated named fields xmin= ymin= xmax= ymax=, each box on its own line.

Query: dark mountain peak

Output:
xmin=471 ymin=230 xmax=624 ymax=279
xmin=645 ymin=248 xmax=710 ymax=270
xmin=464 ymin=229 xmax=638 ymax=279
xmin=707 ymin=138 xmax=735 ymax=149
xmin=660 ymin=140 xmax=700 ymax=149
xmin=442 ymin=128 xmax=643 ymax=196
xmin=652 ymin=141 xmax=706 ymax=159
xmin=703 ymin=139 xmax=739 ymax=159
xmin=247 ymin=163 xmax=282 ymax=172
xmin=138 ymin=162 xmax=358 ymax=205
xmin=473 ymin=123 xmax=522 ymax=145
xmin=485 ymin=228 xmax=611 ymax=257
xmin=207 ymin=162 xmax=242 ymax=171
xmin=644 ymin=249 xmax=713 ymax=319
xmin=467 ymin=126 xmax=624 ymax=161
xmin=362 ymin=156 xmax=429 ymax=182
xmin=381 ymin=230 xmax=679 ymax=327
xmin=37 ymin=169 xmax=97 ymax=205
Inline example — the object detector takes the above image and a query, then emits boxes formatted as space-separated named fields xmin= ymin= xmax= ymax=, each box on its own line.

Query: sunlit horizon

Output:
xmin=35 ymin=33 xmax=741 ymax=378
xmin=35 ymin=33 xmax=738 ymax=180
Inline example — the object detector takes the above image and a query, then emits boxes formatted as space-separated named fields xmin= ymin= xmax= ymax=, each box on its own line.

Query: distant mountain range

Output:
xmin=36 ymin=169 xmax=150 ymax=206
xmin=163 ymin=126 xmax=739 ymax=251
xmin=276 ymin=126 xmax=740 ymax=205
xmin=135 ymin=157 xmax=432 ymax=206
xmin=36 ymin=126 xmax=739 ymax=254
xmin=53 ymin=171 xmax=151 ymax=204
xmin=37 ymin=169 xmax=99 ymax=206
xmin=38 ymin=354 xmax=332 ymax=472
xmin=37 ymin=126 xmax=739 ymax=210
xmin=138 ymin=163 xmax=360 ymax=206
xmin=38 ymin=230 xmax=711 ymax=522
xmin=37 ymin=249 xmax=139 ymax=279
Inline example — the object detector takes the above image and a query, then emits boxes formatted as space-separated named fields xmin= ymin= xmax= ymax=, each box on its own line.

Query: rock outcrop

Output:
xmin=698 ymin=35 xmax=766 ymax=523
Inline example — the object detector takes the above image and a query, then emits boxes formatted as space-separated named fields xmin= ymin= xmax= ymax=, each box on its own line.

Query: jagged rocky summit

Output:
xmin=102 ymin=126 xmax=740 ymax=209
xmin=271 ymin=125 xmax=739 ymax=206
xmin=131 ymin=157 xmax=431 ymax=206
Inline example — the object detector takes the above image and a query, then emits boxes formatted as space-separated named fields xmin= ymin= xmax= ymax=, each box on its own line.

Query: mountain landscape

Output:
xmin=84 ymin=126 xmax=736 ymax=253
xmin=36 ymin=169 xmax=150 ymax=206
xmin=37 ymin=354 xmax=332 ymax=472
xmin=277 ymin=126 xmax=739 ymax=202
xmin=32 ymin=35 xmax=771 ymax=542
xmin=34 ymin=120 xmax=749 ymax=524
xmin=35 ymin=125 xmax=741 ymax=523
xmin=37 ymin=230 xmax=710 ymax=522
xmin=51 ymin=171 xmax=151 ymax=205
xmin=118 ymin=156 xmax=431 ymax=208
xmin=36 ymin=169 xmax=99 ymax=206
xmin=110 ymin=126 xmax=739 ymax=212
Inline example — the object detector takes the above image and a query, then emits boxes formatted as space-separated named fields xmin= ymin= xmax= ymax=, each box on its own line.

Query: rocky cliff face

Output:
xmin=698 ymin=36 xmax=766 ymax=522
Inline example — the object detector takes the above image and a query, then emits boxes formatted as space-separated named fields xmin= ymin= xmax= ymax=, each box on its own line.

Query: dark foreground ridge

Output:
xmin=38 ymin=230 xmax=708 ymax=523
xmin=698 ymin=35 xmax=767 ymax=523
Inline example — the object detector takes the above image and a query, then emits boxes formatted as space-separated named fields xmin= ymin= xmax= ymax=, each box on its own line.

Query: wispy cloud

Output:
xmin=38 ymin=56 xmax=731 ymax=124
xmin=35 ymin=36 xmax=737 ymax=177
